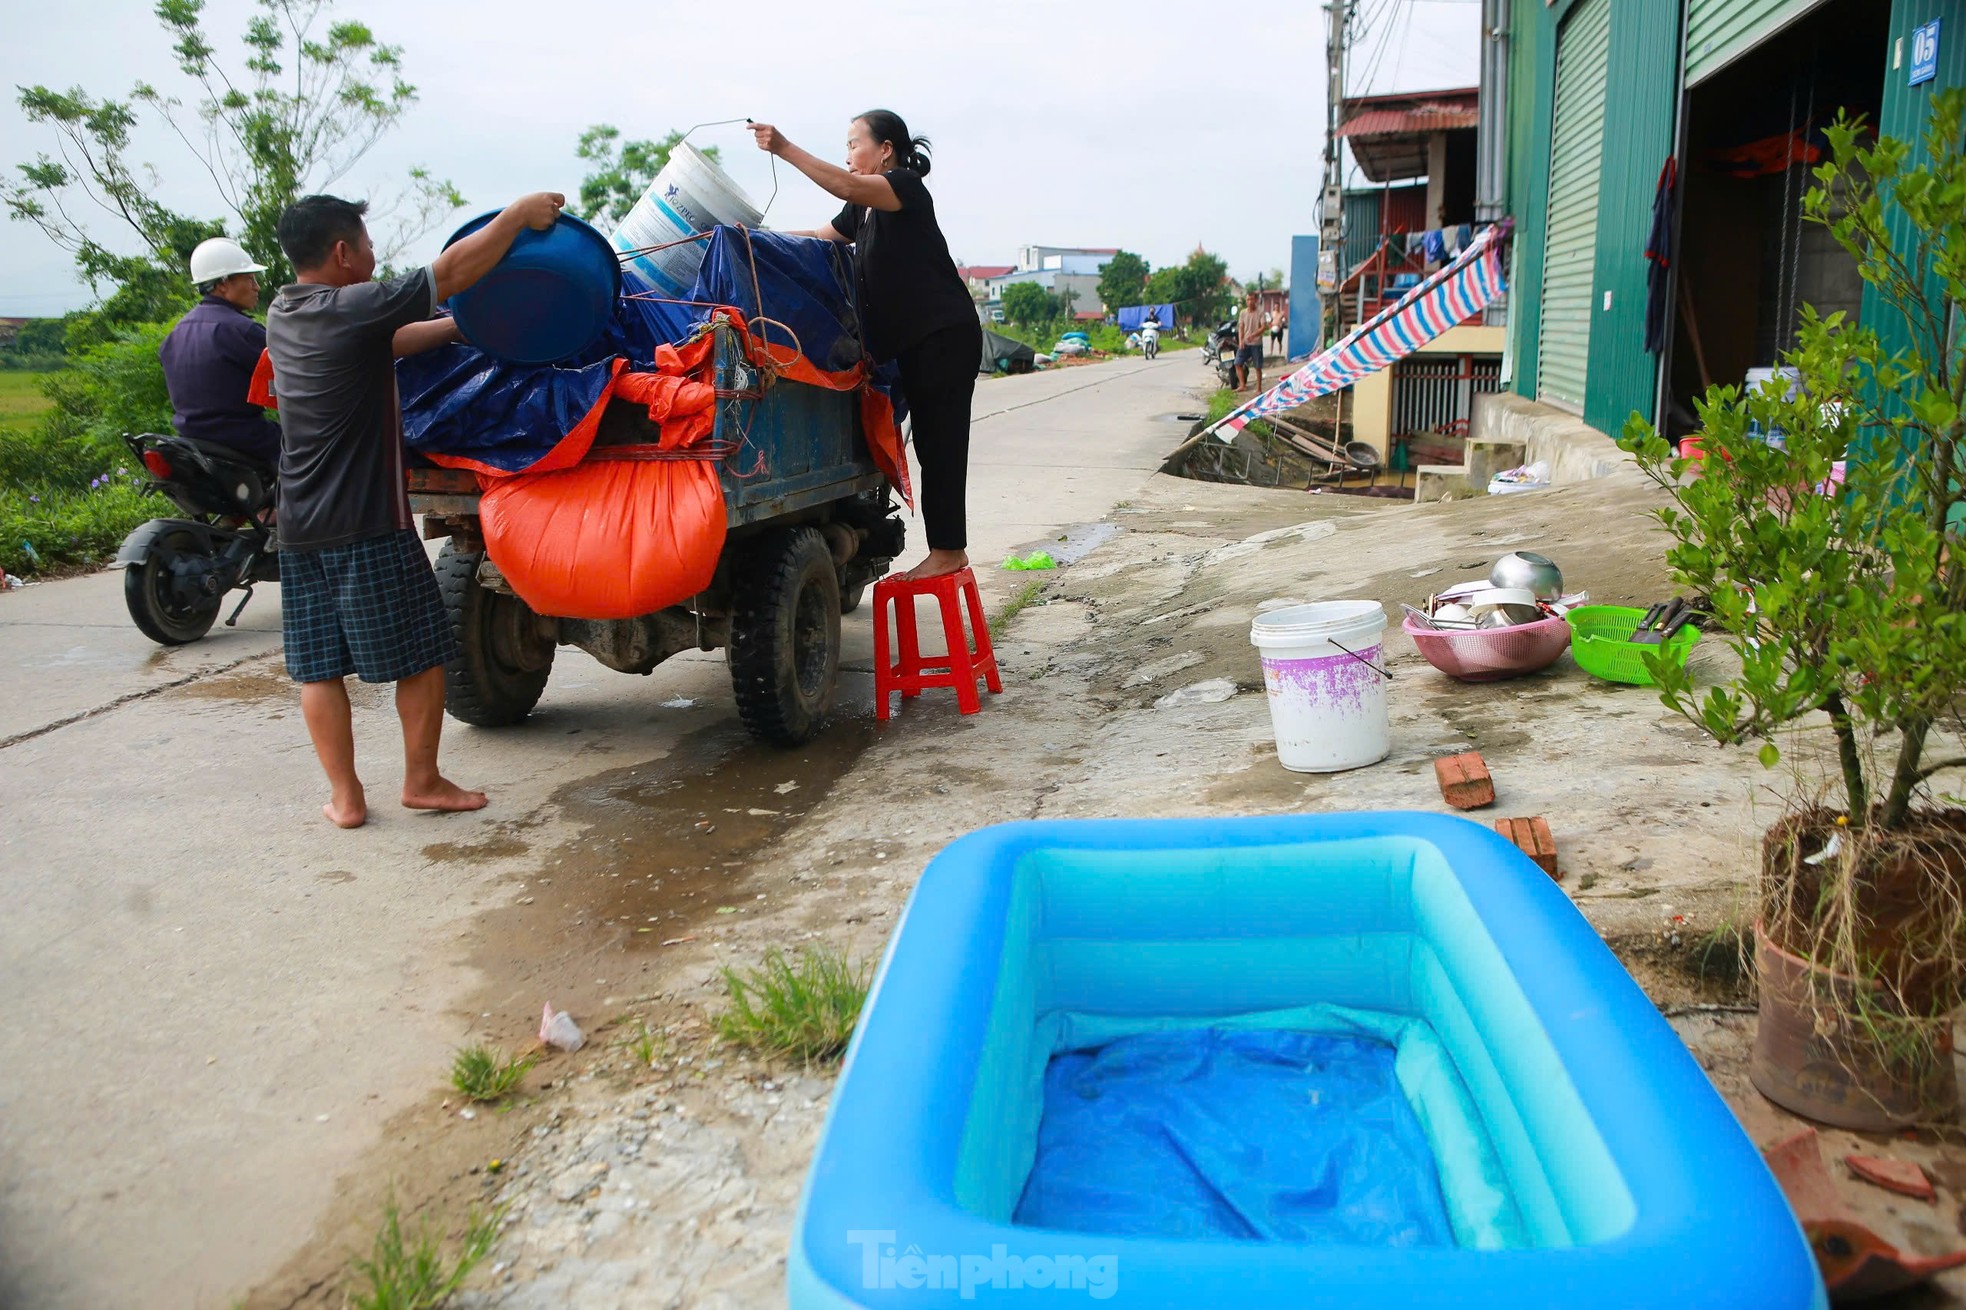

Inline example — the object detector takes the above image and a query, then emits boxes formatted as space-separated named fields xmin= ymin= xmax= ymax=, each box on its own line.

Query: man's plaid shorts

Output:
xmin=281 ymin=528 xmax=459 ymax=684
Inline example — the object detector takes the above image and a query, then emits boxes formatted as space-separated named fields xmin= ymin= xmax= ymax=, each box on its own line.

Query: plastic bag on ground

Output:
xmin=540 ymin=1004 xmax=585 ymax=1052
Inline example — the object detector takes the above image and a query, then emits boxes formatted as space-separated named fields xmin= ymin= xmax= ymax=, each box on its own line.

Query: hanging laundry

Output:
xmin=1422 ymin=229 xmax=1448 ymax=265
xmin=1444 ymin=226 xmax=1463 ymax=258
xmin=1457 ymin=224 xmax=1473 ymax=252
xmin=1645 ymin=158 xmax=1677 ymax=355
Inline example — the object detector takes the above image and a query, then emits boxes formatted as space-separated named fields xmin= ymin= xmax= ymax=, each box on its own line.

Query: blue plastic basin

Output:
xmin=442 ymin=210 xmax=620 ymax=365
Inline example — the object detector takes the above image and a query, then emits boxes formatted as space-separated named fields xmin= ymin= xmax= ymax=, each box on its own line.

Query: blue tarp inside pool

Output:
xmin=1016 ymin=1027 xmax=1453 ymax=1246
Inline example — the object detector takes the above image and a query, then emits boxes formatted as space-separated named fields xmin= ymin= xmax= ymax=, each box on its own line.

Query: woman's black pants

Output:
xmin=894 ymin=320 xmax=982 ymax=552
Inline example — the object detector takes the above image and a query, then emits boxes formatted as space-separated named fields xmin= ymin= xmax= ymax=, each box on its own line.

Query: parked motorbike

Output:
xmin=1202 ymin=320 xmax=1243 ymax=388
xmin=1201 ymin=319 xmax=1238 ymax=366
xmin=115 ymin=432 xmax=279 ymax=645
xmin=1139 ymin=318 xmax=1161 ymax=360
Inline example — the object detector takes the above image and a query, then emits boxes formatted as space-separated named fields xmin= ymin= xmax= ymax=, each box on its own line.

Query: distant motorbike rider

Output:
xmin=157 ymin=237 xmax=282 ymax=468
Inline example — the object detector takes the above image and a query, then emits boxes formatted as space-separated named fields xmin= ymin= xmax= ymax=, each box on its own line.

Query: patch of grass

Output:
xmin=346 ymin=1199 xmax=501 ymax=1310
xmin=1203 ymin=386 xmax=1274 ymax=438
xmin=619 ymin=1019 xmax=668 ymax=1068
xmin=716 ymin=945 xmax=870 ymax=1063
xmin=0 ymin=371 xmax=55 ymax=424
xmin=449 ymin=1044 xmax=536 ymax=1103
xmin=990 ymin=579 xmax=1048 ymax=640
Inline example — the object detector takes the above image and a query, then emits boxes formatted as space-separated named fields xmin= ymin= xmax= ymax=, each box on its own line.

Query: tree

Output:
xmin=1617 ymin=92 xmax=1966 ymax=1120
xmin=1095 ymin=250 xmax=1149 ymax=313
xmin=3 ymin=0 xmax=463 ymax=323
xmin=1055 ymin=286 xmax=1080 ymax=319
xmin=574 ymin=126 xmax=720 ymax=227
xmin=1001 ymin=282 xmax=1051 ymax=326
xmin=1142 ymin=267 xmax=1184 ymax=312
xmin=1180 ymin=249 xmax=1233 ymax=325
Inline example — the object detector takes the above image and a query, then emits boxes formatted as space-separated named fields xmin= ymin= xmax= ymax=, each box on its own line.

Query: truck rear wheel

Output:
xmin=437 ymin=543 xmax=554 ymax=726
xmin=728 ymin=527 xmax=841 ymax=746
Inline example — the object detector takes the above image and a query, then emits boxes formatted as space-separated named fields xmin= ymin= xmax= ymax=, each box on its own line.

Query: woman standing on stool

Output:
xmin=752 ymin=110 xmax=982 ymax=581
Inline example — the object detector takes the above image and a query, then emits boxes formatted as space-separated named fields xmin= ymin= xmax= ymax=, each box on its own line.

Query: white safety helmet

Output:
xmin=188 ymin=237 xmax=267 ymax=287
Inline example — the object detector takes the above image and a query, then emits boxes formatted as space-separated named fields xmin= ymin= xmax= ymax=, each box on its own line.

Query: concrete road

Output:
xmin=0 ymin=354 xmax=1209 ymax=1308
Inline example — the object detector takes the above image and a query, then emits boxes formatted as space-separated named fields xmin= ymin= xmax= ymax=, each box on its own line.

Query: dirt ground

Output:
xmin=247 ymin=464 xmax=1966 ymax=1308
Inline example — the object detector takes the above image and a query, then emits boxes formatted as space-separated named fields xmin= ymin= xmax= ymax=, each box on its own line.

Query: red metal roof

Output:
xmin=1334 ymin=104 xmax=1479 ymax=138
xmin=959 ymin=265 xmax=1015 ymax=280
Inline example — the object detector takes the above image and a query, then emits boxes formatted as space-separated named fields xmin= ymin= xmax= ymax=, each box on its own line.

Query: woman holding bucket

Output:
xmin=751 ymin=111 xmax=982 ymax=582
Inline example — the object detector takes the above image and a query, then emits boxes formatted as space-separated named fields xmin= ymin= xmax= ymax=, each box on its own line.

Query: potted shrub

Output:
xmin=1619 ymin=91 xmax=1966 ymax=1130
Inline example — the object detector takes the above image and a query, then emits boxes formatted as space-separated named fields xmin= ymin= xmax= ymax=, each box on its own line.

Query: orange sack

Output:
xmin=480 ymin=458 xmax=728 ymax=621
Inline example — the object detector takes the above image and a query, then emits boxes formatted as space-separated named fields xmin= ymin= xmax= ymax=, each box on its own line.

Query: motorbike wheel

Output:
xmin=123 ymin=527 xmax=223 ymax=645
xmin=436 ymin=543 xmax=554 ymax=726
xmin=728 ymin=527 xmax=841 ymax=747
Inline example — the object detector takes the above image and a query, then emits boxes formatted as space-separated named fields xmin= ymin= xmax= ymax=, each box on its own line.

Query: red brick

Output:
xmin=1846 ymin=1155 xmax=1936 ymax=1202
xmin=1433 ymin=752 xmax=1495 ymax=810
xmin=1493 ymin=816 xmax=1559 ymax=880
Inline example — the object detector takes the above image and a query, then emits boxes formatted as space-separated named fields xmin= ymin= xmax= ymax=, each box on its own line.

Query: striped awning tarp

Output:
xmin=1212 ymin=221 xmax=1510 ymax=442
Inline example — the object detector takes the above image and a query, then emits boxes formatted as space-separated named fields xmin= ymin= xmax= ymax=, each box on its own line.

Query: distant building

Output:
xmin=1015 ymin=245 xmax=1120 ymax=275
xmin=955 ymin=265 xmax=1015 ymax=298
xmin=983 ymin=269 xmax=1106 ymax=316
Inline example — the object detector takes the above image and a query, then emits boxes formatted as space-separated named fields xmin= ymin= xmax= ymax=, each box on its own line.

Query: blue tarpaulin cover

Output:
xmin=1013 ymin=1027 xmax=1453 ymax=1245
xmin=397 ymin=227 xmax=890 ymax=475
xmin=1115 ymin=303 xmax=1176 ymax=332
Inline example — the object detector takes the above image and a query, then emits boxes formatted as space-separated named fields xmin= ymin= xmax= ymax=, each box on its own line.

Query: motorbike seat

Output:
xmin=168 ymin=435 xmax=277 ymax=480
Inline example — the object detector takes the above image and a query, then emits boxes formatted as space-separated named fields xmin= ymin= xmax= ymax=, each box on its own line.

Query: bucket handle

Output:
xmin=1329 ymin=638 xmax=1392 ymax=681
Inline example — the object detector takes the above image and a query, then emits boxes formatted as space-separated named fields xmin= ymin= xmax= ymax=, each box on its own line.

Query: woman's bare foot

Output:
xmin=898 ymin=548 xmax=969 ymax=582
xmin=402 ymin=776 xmax=489 ymax=813
xmin=323 ymin=785 xmax=367 ymax=829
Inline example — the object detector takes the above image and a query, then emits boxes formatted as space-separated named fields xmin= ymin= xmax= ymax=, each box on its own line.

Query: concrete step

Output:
xmin=1415 ymin=437 xmax=1527 ymax=503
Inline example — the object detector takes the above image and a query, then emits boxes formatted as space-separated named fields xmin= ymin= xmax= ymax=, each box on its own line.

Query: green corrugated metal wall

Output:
xmin=1536 ymin=0 xmax=1612 ymax=414
xmin=1581 ymin=4 xmax=1683 ymax=435
xmin=1506 ymin=0 xmax=1966 ymax=437
xmin=1504 ymin=2 xmax=1553 ymax=401
xmin=1686 ymin=0 xmax=1825 ymax=85
xmin=1342 ymin=191 xmax=1382 ymax=276
xmin=1867 ymin=0 xmax=1966 ymax=376
xmin=1508 ymin=0 xmax=1678 ymax=430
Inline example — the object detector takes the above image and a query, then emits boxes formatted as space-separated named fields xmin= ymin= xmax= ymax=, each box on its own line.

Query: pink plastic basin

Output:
xmin=1402 ymin=612 xmax=1573 ymax=682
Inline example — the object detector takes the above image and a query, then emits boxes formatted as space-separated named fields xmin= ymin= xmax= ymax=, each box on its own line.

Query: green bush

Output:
xmin=1 ymin=478 xmax=170 ymax=576
xmin=0 ymin=321 xmax=180 ymax=575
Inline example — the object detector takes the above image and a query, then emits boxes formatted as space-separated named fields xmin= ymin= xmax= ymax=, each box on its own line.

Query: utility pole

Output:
xmin=1321 ymin=0 xmax=1354 ymax=255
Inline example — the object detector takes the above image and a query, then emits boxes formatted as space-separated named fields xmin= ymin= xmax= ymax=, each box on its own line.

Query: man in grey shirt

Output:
xmin=266 ymin=189 xmax=564 ymax=828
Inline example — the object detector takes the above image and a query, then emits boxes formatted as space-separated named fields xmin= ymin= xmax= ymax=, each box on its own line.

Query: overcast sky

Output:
xmin=0 ymin=0 xmax=1479 ymax=317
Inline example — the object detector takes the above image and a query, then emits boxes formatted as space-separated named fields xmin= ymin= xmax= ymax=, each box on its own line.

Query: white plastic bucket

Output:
xmin=1250 ymin=600 xmax=1390 ymax=772
xmin=609 ymin=142 xmax=764 ymax=298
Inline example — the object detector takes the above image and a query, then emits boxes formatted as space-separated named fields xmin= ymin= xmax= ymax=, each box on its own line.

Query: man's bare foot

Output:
xmin=323 ymin=787 xmax=367 ymax=829
xmin=403 ymin=776 xmax=489 ymax=813
xmin=898 ymin=548 xmax=969 ymax=582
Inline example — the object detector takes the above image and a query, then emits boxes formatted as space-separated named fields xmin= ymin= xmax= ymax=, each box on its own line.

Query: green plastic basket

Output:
xmin=1565 ymin=604 xmax=1700 ymax=685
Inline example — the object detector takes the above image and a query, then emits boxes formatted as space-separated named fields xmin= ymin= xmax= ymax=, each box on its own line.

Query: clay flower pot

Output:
xmin=1749 ymin=921 xmax=1958 ymax=1131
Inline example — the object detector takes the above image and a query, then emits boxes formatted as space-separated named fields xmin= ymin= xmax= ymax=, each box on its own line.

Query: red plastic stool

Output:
xmin=872 ymin=567 xmax=1003 ymax=720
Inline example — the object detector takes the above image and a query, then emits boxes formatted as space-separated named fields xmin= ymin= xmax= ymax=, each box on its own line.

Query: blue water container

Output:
xmin=442 ymin=211 xmax=621 ymax=365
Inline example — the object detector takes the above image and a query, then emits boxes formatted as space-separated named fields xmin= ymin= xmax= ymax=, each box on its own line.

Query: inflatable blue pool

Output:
xmin=789 ymin=813 xmax=1824 ymax=1308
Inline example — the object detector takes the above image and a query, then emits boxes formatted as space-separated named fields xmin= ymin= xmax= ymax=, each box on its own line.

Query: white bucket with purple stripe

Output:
xmin=1250 ymin=600 xmax=1390 ymax=773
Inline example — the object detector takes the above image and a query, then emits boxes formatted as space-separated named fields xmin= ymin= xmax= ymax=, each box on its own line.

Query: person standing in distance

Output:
xmin=752 ymin=110 xmax=983 ymax=581
xmin=265 ymin=190 xmax=563 ymax=828
xmin=1234 ymin=290 xmax=1271 ymax=392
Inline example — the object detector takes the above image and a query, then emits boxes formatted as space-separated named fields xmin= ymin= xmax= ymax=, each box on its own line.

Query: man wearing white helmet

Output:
xmin=157 ymin=236 xmax=282 ymax=466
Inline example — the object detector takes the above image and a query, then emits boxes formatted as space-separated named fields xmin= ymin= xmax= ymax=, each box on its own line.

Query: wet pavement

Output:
xmin=0 ymin=355 xmax=1200 ymax=1309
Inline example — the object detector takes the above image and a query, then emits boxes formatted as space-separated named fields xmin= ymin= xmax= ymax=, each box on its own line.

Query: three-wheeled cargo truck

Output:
xmin=408 ymin=321 xmax=904 ymax=747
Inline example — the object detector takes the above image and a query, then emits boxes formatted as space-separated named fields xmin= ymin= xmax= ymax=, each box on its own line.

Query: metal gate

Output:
xmin=1537 ymin=0 xmax=1612 ymax=415
xmin=1687 ymin=0 xmax=1830 ymax=86
xmin=1391 ymin=354 xmax=1505 ymax=439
